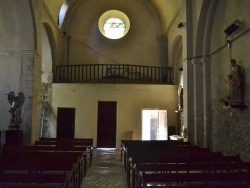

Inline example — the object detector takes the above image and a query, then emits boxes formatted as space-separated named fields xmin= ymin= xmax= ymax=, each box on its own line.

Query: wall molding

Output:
xmin=0 ymin=50 xmax=41 ymax=59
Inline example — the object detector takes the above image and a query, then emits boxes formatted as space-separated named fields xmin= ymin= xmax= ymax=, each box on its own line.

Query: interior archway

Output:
xmin=41 ymin=23 xmax=55 ymax=138
xmin=170 ymin=35 xmax=184 ymax=136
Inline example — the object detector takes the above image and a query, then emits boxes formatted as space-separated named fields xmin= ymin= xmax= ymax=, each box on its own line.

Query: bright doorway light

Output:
xmin=142 ymin=109 xmax=168 ymax=140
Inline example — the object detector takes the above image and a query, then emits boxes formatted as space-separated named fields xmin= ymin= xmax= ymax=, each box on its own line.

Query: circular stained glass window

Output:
xmin=98 ymin=10 xmax=130 ymax=40
xmin=104 ymin=18 xmax=126 ymax=39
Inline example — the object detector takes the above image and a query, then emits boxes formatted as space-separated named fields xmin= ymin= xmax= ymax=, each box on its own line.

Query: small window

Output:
xmin=104 ymin=18 xmax=126 ymax=39
xmin=98 ymin=10 xmax=130 ymax=40
xmin=58 ymin=1 xmax=69 ymax=28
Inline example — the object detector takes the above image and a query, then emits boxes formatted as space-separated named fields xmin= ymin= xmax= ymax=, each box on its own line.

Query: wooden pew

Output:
xmin=122 ymin=140 xmax=191 ymax=172
xmin=34 ymin=144 xmax=88 ymax=180
xmin=38 ymin=138 xmax=93 ymax=151
xmin=0 ymin=148 xmax=85 ymax=187
xmin=121 ymin=139 xmax=191 ymax=161
xmin=131 ymin=151 xmax=240 ymax=184
xmin=0 ymin=145 xmax=87 ymax=188
xmin=0 ymin=156 xmax=69 ymax=187
xmin=122 ymin=140 xmax=242 ymax=188
xmin=134 ymin=162 xmax=250 ymax=188
xmin=139 ymin=172 xmax=250 ymax=187
xmin=36 ymin=138 xmax=93 ymax=166
xmin=0 ymin=173 xmax=68 ymax=188
xmin=125 ymin=144 xmax=203 ymax=187
xmin=34 ymin=144 xmax=88 ymax=152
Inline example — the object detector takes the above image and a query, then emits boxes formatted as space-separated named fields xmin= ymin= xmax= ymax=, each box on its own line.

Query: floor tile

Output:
xmin=81 ymin=148 xmax=127 ymax=188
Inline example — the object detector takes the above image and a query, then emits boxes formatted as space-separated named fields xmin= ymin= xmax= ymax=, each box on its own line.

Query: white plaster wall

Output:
xmin=52 ymin=84 xmax=178 ymax=148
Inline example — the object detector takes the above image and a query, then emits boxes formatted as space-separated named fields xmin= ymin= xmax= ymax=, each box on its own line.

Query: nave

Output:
xmin=81 ymin=148 xmax=127 ymax=188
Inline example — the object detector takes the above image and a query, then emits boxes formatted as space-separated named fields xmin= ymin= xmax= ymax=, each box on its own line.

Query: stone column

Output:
xmin=192 ymin=58 xmax=204 ymax=146
xmin=202 ymin=57 xmax=212 ymax=148
xmin=183 ymin=58 xmax=195 ymax=144
xmin=20 ymin=53 xmax=42 ymax=145
xmin=191 ymin=56 xmax=211 ymax=148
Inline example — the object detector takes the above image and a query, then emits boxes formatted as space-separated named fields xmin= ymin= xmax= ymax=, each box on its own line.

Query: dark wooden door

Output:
xmin=97 ymin=101 xmax=117 ymax=148
xmin=57 ymin=107 xmax=75 ymax=139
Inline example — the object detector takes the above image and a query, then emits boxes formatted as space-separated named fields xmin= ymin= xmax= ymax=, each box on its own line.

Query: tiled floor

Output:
xmin=81 ymin=148 xmax=127 ymax=188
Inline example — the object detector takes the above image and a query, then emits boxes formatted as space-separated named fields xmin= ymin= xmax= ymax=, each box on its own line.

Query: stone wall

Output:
xmin=210 ymin=0 xmax=250 ymax=161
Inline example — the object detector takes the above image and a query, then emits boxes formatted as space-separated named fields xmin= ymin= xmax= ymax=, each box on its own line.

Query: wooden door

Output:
xmin=97 ymin=101 xmax=117 ymax=148
xmin=57 ymin=107 xmax=75 ymax=138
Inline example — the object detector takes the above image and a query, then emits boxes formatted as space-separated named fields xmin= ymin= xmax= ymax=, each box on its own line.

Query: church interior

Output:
xmin=0 ymin=0 xmax=250 ymax=187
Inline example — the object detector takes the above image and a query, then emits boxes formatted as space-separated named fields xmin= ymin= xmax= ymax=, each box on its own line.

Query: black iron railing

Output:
xmin=54 ymin=64 xmax=173 ymax=84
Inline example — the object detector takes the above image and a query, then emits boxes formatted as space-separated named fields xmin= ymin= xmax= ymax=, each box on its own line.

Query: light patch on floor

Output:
xmin=81 ymin=148 xmax=127 ymax=188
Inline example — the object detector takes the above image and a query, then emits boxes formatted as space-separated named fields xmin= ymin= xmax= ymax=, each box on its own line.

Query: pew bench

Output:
xmin=126 ymin=146 xmax=218 ymax=188
xmin=124 ymin=143 xmax=241 ymax=188
xmin=133 ymin=162 xmax=250 ymax=188
xmin=0 ymin=172 xmax=69 ymax=188
xmin=35 ymin=138 xmax=93 ymax=166
xmin=139 ymin=172 xmax=250 ymax=188
xmin=122 ymin=140 xmax=193 ymax=174
xmin=121 ymin=139 xmax=191 ymax=162
xmin=0 ymin=145 xmax=87 ymax=188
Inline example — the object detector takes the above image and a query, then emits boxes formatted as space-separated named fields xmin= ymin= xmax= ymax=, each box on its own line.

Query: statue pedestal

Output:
xmin=5 ymin=129 xmax=23 ymax=146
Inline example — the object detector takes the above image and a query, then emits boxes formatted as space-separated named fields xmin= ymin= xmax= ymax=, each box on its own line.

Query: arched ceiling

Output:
xmin=43 ymin=0 xmax=182 ymax=34
xmin=149 ymin=0 xmax=182 ymax=32
xmin=43 ymin=0 xmax=65 ymax=22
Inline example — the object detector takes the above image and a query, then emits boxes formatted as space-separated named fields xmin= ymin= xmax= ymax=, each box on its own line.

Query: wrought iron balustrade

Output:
xmin=54 ymin=64 xmax=173 ymax=84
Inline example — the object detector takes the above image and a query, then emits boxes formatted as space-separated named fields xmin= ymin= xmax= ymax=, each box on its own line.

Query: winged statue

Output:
xmin=7 ymin=91 xmax=25 ymax=128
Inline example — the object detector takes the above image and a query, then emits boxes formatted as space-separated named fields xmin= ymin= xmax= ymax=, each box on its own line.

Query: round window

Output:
xmin=104 ymin=18 xmax=125 ymax=39
xmin=98 ymin=10 xmax=130 ymax=39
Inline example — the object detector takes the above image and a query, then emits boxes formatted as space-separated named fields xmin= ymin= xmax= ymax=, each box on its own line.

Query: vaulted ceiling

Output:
xmin=149 ymin=0 xmax=182 ymax=32
xmin=44 ymin=0 xmax=182 ymax=33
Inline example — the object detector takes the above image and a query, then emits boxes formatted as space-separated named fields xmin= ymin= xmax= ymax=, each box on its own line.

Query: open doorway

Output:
xmin=142 ymin=109 xmax=168 ymax=140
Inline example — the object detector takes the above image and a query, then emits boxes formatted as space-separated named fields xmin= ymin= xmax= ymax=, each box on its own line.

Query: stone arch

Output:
xmin=170 ymin=35 xmax=183 ymax=86
xmin=192 ymin=0 xmax=219 ymax=147
xmin=40 ymin=22 xmax=57 ymax=137
xmin=42 ymin=22 xmax=57 ymax=78
xmin=195 ymin=0 xmax=219 ymax=56
xmin=170 ymin=35 xmax=184 ymax=136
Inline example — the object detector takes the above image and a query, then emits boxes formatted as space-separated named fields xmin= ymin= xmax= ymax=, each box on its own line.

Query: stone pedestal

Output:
xmin=5 ymin=129 xmax=23 ymax=146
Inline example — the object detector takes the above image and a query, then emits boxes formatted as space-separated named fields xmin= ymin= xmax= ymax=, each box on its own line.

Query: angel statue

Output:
xmin=7 ymin=91 xmax=25 ymax=129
